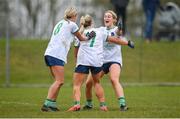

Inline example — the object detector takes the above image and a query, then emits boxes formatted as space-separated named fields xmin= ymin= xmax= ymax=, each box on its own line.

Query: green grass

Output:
xmin=0 ymin=86 xmax=180 ymax=118
xmin=0 ymin=39 xmax=180 ymax=117
xmin=0 ymin=39 xmax=180 ymax=85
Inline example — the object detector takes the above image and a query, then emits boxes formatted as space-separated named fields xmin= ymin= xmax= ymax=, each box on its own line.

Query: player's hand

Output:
xmin=80 ymin=16 xmax=85 ymax=26
xmin=128 ymin=40 xmax=135 ymax=49
xmin=118 ymin=20 xmax=123 ymax=30
xmin=87 ymin=31 xmax=96 ymax=40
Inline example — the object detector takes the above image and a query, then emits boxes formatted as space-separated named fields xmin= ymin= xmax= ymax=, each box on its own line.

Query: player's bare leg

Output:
xmin=109 ymin=64 xmax=128 ymax=111
xmin=41 ymin=66 xmax=64 ymax=112
xmin=92 ymin=72 xmax=108 ymax=111
xmin=68 ymin=73 xmax=87 ymax=111
xmin=85 ymin=74 xmax=94 ymax=100
xmin=83 ymin=72 xmax=104 ymax=110
xmin=83 ymin=74 xmax=94 ymax=109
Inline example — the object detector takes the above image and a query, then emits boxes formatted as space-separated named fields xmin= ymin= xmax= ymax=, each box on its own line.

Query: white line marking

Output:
xmin=0 ymin=101 xmax=39 ymax=106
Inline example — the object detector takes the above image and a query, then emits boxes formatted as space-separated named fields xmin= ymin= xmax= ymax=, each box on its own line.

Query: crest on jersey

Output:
xmin=111 ymin=32 xmax=115 ymax=36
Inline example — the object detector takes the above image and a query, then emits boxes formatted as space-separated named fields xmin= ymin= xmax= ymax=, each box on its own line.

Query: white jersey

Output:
xmin=103 ymin=26 xmax=123 ymax=66
xmin=44 ymin=19 xmax=79 ymax=63
xmin=76 ymin=27 xmax=108 ymax=67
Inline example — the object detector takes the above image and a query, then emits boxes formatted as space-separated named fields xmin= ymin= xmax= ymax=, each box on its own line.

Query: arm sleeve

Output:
xmin=74 ymin=37 xmax=80 ymax=48
xmin=71 ymin=22 xmax=79 ymax=33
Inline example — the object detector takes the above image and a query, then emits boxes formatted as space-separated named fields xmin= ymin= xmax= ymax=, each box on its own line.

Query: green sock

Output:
xmin=118 ymin=97 xmax=126 ymax=106
xmin=74 ymin=101 xmax=80 ymax=105
xmin=44 ymin=99 xmax=57 ymax=107
xmin=100 ymin=102 xmax=106 ymax=107
xmin=85 ymin=99 xmax=92 ymax=106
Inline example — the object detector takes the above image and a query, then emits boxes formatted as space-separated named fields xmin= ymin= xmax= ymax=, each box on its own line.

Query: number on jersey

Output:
xmin=86 ymin=32 xmax=96 ymax=47
xmin=54 ymin=22 xmax=63 ymax=35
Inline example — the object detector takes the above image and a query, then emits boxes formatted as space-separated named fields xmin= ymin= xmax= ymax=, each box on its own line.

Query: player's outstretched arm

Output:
xmin=74 ymin=31 xmax=96 ymax=41
xmin=74 ymin=31 xmax=87 ymax=41
xmin=107 ymin=36 xmax=134 ymax=48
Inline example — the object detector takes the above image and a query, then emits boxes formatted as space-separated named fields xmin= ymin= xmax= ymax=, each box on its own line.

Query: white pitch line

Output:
xmin=0 ymin=101 xmax=39 ymax=106
xmin=1 ymin=82 xmax=180 ymax=88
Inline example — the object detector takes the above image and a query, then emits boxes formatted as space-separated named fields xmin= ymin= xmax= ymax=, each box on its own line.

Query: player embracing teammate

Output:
xmin=41 ymin=7 xmax=134 ymax=112
xmin=68 ymin=11 xmax=134 ymax=111
xmin=41 ymin=7 xmax=96 ymax=112
xmin=83 ymin=10 xmax=133 ymax=111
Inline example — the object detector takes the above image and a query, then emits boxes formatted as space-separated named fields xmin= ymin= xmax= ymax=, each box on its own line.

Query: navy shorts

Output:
xmin=44 ymin=55 xmax=65 ymax=66
xmin=75 ymin=65 xmax=102 ymax=74
xmin=102 ymin=62 xmax=121 ymax=74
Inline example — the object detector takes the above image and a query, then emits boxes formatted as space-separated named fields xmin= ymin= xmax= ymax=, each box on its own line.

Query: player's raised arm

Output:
xmin=74 ymin=16 xmax=96 ymax=41
xmin=116 ymin=20 xmax=123 ymax=36
xmin=107 ymin=36 xmax=135 ymax=48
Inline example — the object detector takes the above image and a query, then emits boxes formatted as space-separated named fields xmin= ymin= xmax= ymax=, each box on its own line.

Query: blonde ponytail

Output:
xmin=79 ymin=16 xmax=85 ymax=33
xmin=79 ymin=14 xmax=93 ymax=33
xmin=80 ymin=16 xmax=85 ymax=26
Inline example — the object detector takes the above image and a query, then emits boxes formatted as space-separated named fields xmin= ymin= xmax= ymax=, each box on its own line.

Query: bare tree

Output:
xmin=21 ymin=0 xmax=42 ymax=37
xmin=49 ymin=0 xmax=58 ymax=26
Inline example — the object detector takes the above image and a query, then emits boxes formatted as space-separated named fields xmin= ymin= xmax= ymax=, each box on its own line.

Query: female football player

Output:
xmin=41 ymin=7 xmax=96 ymax=112
xmin=83 ymin=10 xmax=133 ymax=111
xmin=68 ymin=14 xmax=134 ymax=111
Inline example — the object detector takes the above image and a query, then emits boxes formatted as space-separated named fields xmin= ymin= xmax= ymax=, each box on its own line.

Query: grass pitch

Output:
xmin=0 ymin=39 xmax=180 ymax=117
xmin=0 ymin=86 xmax=180 ymax=118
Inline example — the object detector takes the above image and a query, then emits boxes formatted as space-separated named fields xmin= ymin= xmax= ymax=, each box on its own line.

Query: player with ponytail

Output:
xmin=83 ymin=10 xmax=133 ymax=111
xmin=68 ymin=13 xmax=134 ymax=111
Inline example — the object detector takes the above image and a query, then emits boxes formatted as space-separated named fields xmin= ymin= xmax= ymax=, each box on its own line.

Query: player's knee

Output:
xmin=56 ymin=80 xmax=64 ymax=87
xmin=73 ymin=85 xmax=80 ymax=91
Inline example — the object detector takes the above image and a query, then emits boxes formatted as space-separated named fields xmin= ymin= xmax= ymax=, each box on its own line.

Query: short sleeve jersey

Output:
xmin=76 ymin=27 xmax=108 ymax=67
xmin=44 ymin=19 xmax=79 ymax=63
xmin=103 ymin=26 xmax=123 ymax=66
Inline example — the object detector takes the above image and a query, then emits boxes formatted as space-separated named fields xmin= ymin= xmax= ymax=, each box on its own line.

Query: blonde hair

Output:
xmin=64 ymin=7 xmax=77 ymax=20
xmin=105 ymin=10 xmax=117 ymax=25
xmin=79 ymin=14 xmax=93 ymax=33
xmin=80 ymin=14 xmax=92 ymax=28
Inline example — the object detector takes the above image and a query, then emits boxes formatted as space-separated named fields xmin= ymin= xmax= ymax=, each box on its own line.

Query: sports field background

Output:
xmin=0 ymin=39 xmax=180 ymax=118
xmin=0 ymin=39 xmax=180 ymax=85
xmin=0 ymin=0 xmax=180 ymax=117
xmin=0 ymin=86 xmax=180 ymax=118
